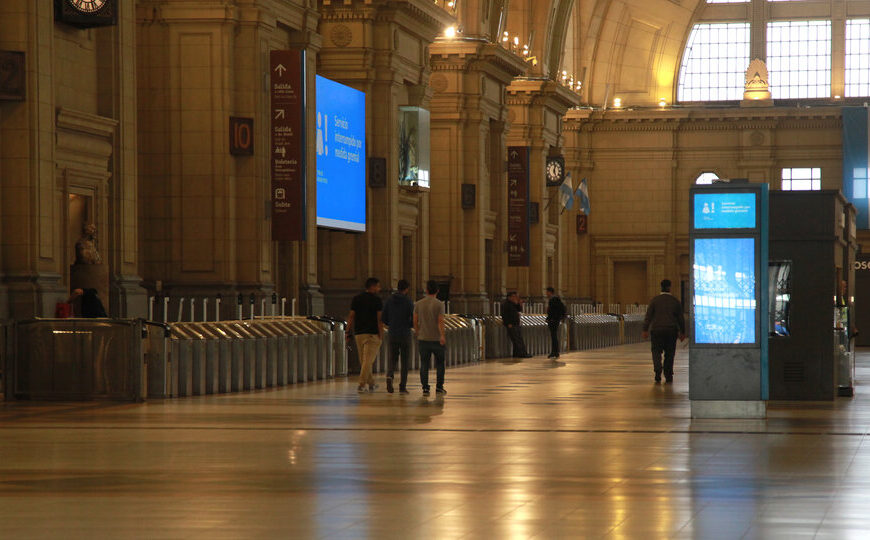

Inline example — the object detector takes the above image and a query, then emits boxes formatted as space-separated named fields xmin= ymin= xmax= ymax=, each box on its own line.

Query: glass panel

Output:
xmin=398 ymin=107 xmax=431 ymax=188
xmin=767 ymin=20 xmax=831 ymax=99
xmin=768 ymin=261 xmax=792 ymax=337
xmin=678 ymin=23 xmax=750 ymax=102
xmin=846 ymin=20 xmax=870 ymax=97
xmin=781 ymin=167 xmax=821 ymax=191
xmin=694 ymin=237 xmax=757 ymax=344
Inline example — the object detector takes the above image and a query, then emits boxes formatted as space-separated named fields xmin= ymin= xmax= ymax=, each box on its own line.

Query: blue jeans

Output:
xmin=418 ymin=340 xmax=445 ymax=391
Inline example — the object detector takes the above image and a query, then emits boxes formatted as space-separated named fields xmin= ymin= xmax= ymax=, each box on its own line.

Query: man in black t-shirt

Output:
xmin=347 ymin=277 xmax=384 ymax=393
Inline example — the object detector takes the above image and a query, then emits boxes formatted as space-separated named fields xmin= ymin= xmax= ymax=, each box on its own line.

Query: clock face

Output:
xmin=69 ymin=0 xmax=107 ymax=13
xmin=547 ymin=161 xmax=562 ymax=180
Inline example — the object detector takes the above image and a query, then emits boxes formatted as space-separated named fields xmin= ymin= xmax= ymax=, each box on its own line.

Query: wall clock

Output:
xmin=55 ymin=0 xmax=117 ymax=29
xmin=546 ymin=156 xmax=565 ymax=187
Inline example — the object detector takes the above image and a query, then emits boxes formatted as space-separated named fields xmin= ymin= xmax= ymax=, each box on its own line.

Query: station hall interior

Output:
xmin=6 ymin=0 xmax=870 ymax=537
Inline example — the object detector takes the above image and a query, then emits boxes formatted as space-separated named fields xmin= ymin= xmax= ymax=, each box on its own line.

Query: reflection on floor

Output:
xmin=2 ymin=343 xmax=870 ymax=539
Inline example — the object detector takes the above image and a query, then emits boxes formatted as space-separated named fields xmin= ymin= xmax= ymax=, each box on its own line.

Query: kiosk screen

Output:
xmin=693 ymin=237 xmax=757 ymax=344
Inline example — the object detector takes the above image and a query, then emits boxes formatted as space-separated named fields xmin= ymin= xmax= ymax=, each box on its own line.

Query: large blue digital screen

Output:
xmin=316 ymin=75 xmax=366 ymax=232
xmin=693 ymin=192 xmax=756 ymax=229
xmin=693 ymin=237 xmax=757 ymax=344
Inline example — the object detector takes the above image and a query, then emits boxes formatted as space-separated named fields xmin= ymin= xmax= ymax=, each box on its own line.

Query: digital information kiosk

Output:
xmin=689 ymin=183 xmax=769 ymax=418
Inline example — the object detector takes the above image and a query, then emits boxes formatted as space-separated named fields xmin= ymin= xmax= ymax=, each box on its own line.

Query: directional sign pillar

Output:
xmin=270 ymin=50 xmax=306 ymax=241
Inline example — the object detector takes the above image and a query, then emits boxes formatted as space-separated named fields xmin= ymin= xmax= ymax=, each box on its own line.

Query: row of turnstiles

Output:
xmin=155 ymin=315 xmax=483 ymax=398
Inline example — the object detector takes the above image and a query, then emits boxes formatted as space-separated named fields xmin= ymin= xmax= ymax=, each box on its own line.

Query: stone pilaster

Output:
xmin=317 ymin=0 xmax=454 ymax=316
xmin=505 ymin=78 xmax=579 ymax=300
xmin=429 ymin=40 xmax=526 ymax=314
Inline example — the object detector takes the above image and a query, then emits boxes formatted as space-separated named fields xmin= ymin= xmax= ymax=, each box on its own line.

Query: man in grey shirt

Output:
xmin=414 ymin=280 xmax=446 ymax=396
xmin=642 ymin=279 xmax=686 ymax=383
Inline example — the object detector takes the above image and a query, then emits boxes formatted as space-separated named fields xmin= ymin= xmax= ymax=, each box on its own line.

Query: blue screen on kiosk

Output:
xmin=693 ymin=192 xmax=756 ymax=229
xmin=315 ymin=75 xmax=366 ymax=232
xmin=693 ymin=237 xmax=757 ymax=344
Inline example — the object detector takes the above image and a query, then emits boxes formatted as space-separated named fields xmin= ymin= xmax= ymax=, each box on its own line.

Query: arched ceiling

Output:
xmin=454 ymin=0 xmax=704 ymax=106
xmin=569 ymin=0 xmax=704 ymax=107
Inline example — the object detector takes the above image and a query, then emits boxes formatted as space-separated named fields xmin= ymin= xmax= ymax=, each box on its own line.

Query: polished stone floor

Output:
xmin=2 ymin=344 xmax=870 ymax=539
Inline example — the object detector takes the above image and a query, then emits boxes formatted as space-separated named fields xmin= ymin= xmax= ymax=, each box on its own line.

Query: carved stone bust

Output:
xmin=74 ymin=223 xmax=102 ymax=265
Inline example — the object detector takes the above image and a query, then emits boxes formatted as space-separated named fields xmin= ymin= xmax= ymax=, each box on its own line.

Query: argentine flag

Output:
xmin=576 ymin=178 xmax=590 ymax=215
xmin=844 ymin=107 xmax=870 ymax=229
xmin=559 ymin=173 xmax=574 ymax=211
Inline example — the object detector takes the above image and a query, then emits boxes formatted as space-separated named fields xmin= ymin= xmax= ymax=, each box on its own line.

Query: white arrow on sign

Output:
xmin=274 ymin=64 xmax=287 ymax=76
xmin=274 ymin=109 xmax=285 ymax=120
xmin=510 ymin=150 xmax=518 ymax=159
xmin=274 ymin=146 xmax=286 ymax=157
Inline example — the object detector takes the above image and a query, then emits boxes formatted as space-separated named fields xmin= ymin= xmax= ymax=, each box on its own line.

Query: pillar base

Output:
xmin=691 ymin=400 xmax=767 ymax=419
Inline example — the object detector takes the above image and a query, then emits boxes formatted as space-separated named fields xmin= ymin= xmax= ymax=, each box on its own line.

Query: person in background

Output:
xmin=80 ymin=288 xmax=108 ymax=318
xmin=545 ymin=287 xmax=567 ymax=359
xmin=347 ymin=277 xmax=384 ymax=393
xmin=642 ymin=279 xmax=686 ymax=383
xmin=414 ymin=280 xmax=447 ymax=396
xmin=502 ymin=291 xmax=531 ymax=359
xmin=382 ymin=279 xmax=414 ymax=394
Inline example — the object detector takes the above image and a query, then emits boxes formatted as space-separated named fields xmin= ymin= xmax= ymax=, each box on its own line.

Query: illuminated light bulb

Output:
xmin=658 ymin=98 xmax=667 ymax=107
xmin=513 ymin=37 xmax=519 ymax=47
xmin=834 ymin=95 xmax=842 ymax=99
xmin=613 ymin=97 xmax=622 ymax=108
xmin=444 ymin=26 xmax=456 ymax=38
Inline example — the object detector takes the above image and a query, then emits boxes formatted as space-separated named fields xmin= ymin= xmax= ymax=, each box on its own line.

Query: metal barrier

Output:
xmin=621 ymin=314 xmax=646 ymax=345
xmin=375 ymin=314 xmax=483 ymax=374
xmin=568 ymin=314 xmax=621 ymax=351
xmin=481 ymin=315 xmax=565 ymax=359
xmin=7 ymin=319 xmax=147 ymax=401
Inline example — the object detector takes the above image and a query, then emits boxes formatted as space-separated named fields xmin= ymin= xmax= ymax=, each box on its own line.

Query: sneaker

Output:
xmin=399 ymin=388 xmax=409 ymax=395
xmin=369 ymin=383 xmax=379 ymax=392
xmin=435 ymin=387 xmax=447 ymax=395
xmin=357 ymin=385 xmax=367 ymax=393
xmin=422 ymin=388 xmax=430 ymax=396
xmin=386 ymin=377 xmax=394 ymax=394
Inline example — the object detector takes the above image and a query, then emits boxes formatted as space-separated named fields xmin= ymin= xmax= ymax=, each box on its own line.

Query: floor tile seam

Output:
xmin=1 ymin=425 xmax=869 ymax=437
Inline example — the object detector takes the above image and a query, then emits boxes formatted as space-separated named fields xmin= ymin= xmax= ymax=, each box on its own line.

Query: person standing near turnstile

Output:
xmin=545 ymin=287 xmax=567 ymax=360
xmin=383 ymin=279 xmax=414 ymax=394
xmin=502 ymin=292 xmax=531 ymax=358
xmin=347 ymin=278 xmax=384 ymax=393
xmin=414 ymin=280 xmax=447 ymax=396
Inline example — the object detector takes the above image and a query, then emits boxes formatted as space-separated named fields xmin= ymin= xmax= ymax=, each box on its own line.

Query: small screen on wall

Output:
xmin=315 ymin=75 xmax=366 ymax=232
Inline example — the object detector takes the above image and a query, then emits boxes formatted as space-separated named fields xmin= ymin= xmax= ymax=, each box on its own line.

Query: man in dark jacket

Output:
xmin=502 ymin=292 xmax=531 ymax=358
xmin=382 ymin=279 xmax=414 ymax=394
xmin=545 ymin=287 xmax=567 ymax=359
xmin=642 ymin=279 xmax=686 ymax=383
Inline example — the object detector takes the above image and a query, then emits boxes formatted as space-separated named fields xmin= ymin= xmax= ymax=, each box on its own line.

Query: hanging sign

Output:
xmin=507 ymin=146 xmax=530 ymax=267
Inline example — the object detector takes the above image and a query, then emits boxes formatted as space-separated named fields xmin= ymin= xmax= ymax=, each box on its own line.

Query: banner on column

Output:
xmin=843 ymin=107 xmax=870 ymax=229
xmin=507 ymin=146 xmax=530 ymax=267
xmin=270 ymin=49 xmax=306 ymax=241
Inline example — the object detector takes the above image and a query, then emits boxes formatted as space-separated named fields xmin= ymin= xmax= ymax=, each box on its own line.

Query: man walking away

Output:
xmin=382 ymin=279 xmax=414 ymax=394
xmin=414 ymin=280 xmax=447 ymax=396
xmin=642 ymin=279 xmax=686 ymax=383
xmin=502 ymin=292 xmax=531 ymax=358
xmin=545 ymin=287 xmax=567 ymax=359
xmin=347 ymin=277 xmax=384 ymax=393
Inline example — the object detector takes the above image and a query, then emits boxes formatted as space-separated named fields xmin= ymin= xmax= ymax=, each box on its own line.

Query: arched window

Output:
xmin=678 ymin=0 xmax=870 ymax=101
xmin=695 ymin=172 xmax=720 ymax=185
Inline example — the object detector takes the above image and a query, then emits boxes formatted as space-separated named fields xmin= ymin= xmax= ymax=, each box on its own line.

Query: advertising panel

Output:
xmin=315 ymin=75 xmax=366 ymax=232
xmin=507 ymin=146 xmax=530 ymax=267
xmin=693 ymin=237 xmax=757 ymax=344
xmin=693 ymin=192 xmax=756 ymax=229
xmin=270 ymin=49 xmax=305 ymax=242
